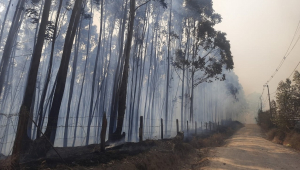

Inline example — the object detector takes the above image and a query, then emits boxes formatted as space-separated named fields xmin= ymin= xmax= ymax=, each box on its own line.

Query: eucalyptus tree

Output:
xmin=63 ymin=0 xmax=91 ymax=147
xmin=12 ymin=0 xmax=53 ymax=164
xmin=36 ymin=0 xmax=63 ymax=139
xmin=165 ymin=0 xmax=172 ymax=135
xmin=111 ymin=0 xmax=167 ymax=142
xmin=19 ymin=0 xmax=85 ymax=158
xmin=86 ymin=0 xmax=104 ymax=146
xmin=0 ymin=0 xmax=26 ymax=98
xmin=174 ymin=0 xmax=233 ymax=122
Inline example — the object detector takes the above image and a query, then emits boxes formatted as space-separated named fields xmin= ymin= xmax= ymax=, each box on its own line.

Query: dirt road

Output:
xmin=201 ymin=124 xmax=300 ymax=170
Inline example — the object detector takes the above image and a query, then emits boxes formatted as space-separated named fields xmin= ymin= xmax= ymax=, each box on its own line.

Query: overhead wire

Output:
xmin=260 ymin=20 xmax=300 ymax=99
xmin=264 ymin=20 xmax=300 ymax=85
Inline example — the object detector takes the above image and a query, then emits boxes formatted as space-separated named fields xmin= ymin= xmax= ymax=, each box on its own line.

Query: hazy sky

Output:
xmin=213 ymin=0 xmax=300 ymax=103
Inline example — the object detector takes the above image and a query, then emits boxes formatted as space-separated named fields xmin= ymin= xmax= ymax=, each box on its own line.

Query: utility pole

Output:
xmin=264 ymin=85 xmax=272 ymax=117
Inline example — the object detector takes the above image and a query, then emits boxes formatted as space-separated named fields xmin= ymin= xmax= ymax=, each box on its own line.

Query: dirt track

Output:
xmin=201 ymin=124 xmax=300 ymax=170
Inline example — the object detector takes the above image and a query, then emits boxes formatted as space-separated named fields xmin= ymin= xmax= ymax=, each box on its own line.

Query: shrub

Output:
xmin=283 ymin=131 xmax=300 ymax=150
xmin=256 ymin=110 xmax=273 ymax=130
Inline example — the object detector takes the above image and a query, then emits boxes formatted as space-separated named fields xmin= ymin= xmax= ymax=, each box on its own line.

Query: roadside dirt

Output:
xmin=201 ymin=124 xmax=300 ymax=170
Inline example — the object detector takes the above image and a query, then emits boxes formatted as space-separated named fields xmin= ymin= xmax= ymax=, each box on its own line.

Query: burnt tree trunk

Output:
xmin=29 ymin=0 xmax=83 ymax=158
xmin=12 ymin=0 xmax=52 ymax=164
xmin=111 ymin=0 xmax=136 ymax=141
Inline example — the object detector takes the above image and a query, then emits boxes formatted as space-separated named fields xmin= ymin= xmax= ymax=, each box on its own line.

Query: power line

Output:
xmin=260 ymin=20 xmax=300 ymax=99
xmin=267 ymin=57 xmax=300 ymax=97
xmin=288 ymin=60 xmax=300 ymax=79
xmin=264 ymin=20 xmax=300 ymax=85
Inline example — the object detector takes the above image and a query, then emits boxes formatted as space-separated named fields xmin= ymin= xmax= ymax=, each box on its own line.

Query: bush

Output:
xmin=272 ymin=113 xmax=295 ymax=132
xmin=256 ymin=110 xmax=273 ymax=130
xmin=266 ymin=128 xmax=285 ymax=144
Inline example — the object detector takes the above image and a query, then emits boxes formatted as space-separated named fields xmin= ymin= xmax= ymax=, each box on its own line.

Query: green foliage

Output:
xmin=256 ymin=110 xmax=273 ymax=130
xmin=274 ymin=72 xmax=300 ymax=130
xmin=259 ymin=71 xmax=300 ymax=131
xmin=173 ymin=0 xmax=233 ymax=88
xmin=272 ymin=114 xmax=293 ymax=132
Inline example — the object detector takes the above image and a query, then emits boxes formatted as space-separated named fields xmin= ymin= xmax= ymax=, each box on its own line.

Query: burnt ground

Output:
xmin=0 ymin=121 xmax=243 ymax=170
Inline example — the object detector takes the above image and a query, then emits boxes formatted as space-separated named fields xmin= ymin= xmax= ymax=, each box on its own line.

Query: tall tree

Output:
xmin=86 ymin=0 xmax=104 ymax=146
xmin=165 ymin=0 xmax=172 ymax=134
xmin=111 ymin=0 xmax=167 ymax=141
xmin=29 ymin=0 xmax=83 ymax=157
xmin=0 ymin=0 xmax=26 ymax=97
xmin=12 ymin=0 xmax=52 ymax=164
xmin=111 ymin=0 xmax=136 ymax=141
xmin=173 ymin=0 xmax=234 ymax=123
xmin=36 ymin=0 xmax=63 ymax=139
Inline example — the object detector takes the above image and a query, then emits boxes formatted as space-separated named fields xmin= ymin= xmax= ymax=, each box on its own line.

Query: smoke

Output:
xmin=0 ymin=0 xmax=250 ymax=156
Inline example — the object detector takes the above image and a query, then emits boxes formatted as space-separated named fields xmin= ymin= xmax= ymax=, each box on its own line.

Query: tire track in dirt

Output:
xmin=201 ymin=124 xmax=300 ymax=170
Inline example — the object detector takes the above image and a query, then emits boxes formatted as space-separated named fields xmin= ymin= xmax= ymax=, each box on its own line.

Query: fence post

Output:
xmin=205 ymin=122 xmax=207 ymax=130
xmin=161 ymin=118 xmax=163 ymax=140
xmin=201 ymin=122 xmax=202 ymax=131
xmin=139 ymin=116 xmax=143 ymax=142
xmin=209 ymin=121 xmax=211 ymax=131
xmin=187 ymin=121 xmax=189 ymax=135
xmin=176 ymin=119 xmax=179 ymax=134
xmin=195 ymin=121 xmax=197 ymax=135
xmin=101 ymin=112 xmax=107 ymax=152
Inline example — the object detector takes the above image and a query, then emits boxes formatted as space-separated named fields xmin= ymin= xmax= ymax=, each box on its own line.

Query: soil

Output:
xmin=201 ymin=124 xmax=300 ymax=170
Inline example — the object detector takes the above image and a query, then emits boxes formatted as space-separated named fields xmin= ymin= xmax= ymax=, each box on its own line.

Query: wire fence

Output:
xmin=0 ymin=113 xmax=230 ymax=160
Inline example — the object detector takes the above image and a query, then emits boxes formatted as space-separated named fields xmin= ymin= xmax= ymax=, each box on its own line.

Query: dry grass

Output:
xmin=266 ymin=128 xmax=300 ymax=151
xmin=266 ymin=128 xmax=285 ymax=144
xmin=0 ymin=155 xmax=18 ymax=170
xmin=190 ymin=126 xmax=239 ymax=149
xmin=283 ymin=131 xmax=300 ymax=150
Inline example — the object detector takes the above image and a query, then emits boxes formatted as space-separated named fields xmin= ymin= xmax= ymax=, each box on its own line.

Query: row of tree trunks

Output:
xmin=14 ymin=0 xmax=84 ymax=160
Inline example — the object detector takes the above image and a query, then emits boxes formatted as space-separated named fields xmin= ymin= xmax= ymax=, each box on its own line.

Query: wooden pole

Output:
xmin=209 ymin=121 xmax=211 ymax=131
xmin=206 ymin=122 xmax=207 ymax=130
xmin=161 ymin=118 xmax=163 ymax=140
xmin=176 ymin=119 xmax=179 ymax=134
xmin=101 ymin=112 xmax=107 ymax=152
xmin=139 ymin=116 xmax=143 ymax=142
